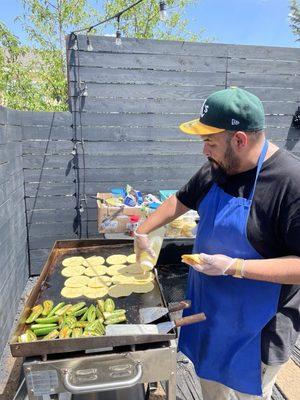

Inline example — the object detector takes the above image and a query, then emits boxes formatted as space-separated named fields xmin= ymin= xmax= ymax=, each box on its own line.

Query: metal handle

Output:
xmin=174 ymin=312 xmax=206 ymax=328
xmin=61 ymin=363 xmax=143 ymax=394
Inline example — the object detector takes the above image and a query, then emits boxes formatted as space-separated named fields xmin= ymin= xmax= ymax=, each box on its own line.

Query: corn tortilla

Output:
xmin=84 ymin=265 xmax=108 ymax=277
xmin=61 ymin=266 xmax=86 ymax=277
xmin=108 ymin=284 xmax=133 ymax=298
xmin=61 ymin=287 xmax=83 ymax=298
xmin=106 ymin=254 xmax=127 ymax=265
xmin=82 ymin=286 xmax=108 ymax=299
xmin=131 ymin=281 xmax=154 ymax=293
xmin=88 ymin=276 xmax=112 ymax=288
xmin=106 ymin=264 xmax=129 ymax=276
xmin=126 ymin=253 xmax=136 ymax=264
xmin=83 ymin=255 xmax=105 ymax=266
xmin=64 ymin=276 xmax=91 ymax=287
xmin=112 ymin=272 xmax=154 ymax=285
xmin=62 ymin=256 xmax=86 ymax=267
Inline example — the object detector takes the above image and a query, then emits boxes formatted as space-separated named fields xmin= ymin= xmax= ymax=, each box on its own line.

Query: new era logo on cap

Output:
xmin=231 ymin=119 xmax=240 ymax=126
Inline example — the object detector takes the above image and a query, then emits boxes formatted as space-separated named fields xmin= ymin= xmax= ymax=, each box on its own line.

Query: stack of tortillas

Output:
xmin=60 ymin=253 xmax=154 ymax=299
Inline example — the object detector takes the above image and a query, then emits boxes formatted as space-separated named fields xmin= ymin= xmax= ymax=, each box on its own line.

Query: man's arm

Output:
xmin=136 ymin=195 xmax=190 ymax=235
xmin=190 ymin=253 xmax=300 ymax=285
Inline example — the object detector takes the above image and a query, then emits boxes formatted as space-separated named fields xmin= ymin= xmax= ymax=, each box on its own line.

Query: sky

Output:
xmin=1 ymin=0 xmax=299 ymax=48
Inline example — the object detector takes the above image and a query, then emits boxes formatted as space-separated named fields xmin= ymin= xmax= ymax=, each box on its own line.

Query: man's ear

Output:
xmin=232 ymin=131 xmax=248 ymax=150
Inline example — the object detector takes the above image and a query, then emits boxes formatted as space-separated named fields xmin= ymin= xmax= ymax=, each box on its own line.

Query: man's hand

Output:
xmin=133 ymin=231 xmax=156 ymax=263
xmin=189 ymin=253 xmax=236 ymax=276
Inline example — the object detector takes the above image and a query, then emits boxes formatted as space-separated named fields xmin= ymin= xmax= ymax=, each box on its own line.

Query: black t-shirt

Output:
xmin=176 ymin=148 xmax=300 ymax=364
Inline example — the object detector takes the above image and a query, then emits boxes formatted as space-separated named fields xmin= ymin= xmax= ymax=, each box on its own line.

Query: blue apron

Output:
xmin=178 ymin=141 xmax=281 ymax=396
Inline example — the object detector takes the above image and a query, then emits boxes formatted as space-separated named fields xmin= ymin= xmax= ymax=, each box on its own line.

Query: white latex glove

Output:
xmin=189 ymin=253 xmax=236 ymax=276
xmin=133 ymin=231 xmax=156 ymax=263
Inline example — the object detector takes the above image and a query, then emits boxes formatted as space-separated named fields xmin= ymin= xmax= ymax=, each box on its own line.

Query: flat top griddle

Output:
xmin=39 ymin=243 xmax=163 ymax=313
xmin=10 ymin=239 xmax=176 ymax=358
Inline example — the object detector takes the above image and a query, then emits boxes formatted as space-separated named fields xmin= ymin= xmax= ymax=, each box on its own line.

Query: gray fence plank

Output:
xmin=22 ymin=125 xmax=73 ymax=140
xmin=69 ymin=52 xmax=228 ymax=72
xmin=0 ymin=170 xmax=24 ymax=205
xmin=0 ymin=125 xmax=7 ymax=145
xmin=227 ymin=73 xmax=300 ymax=89
xmin=71 ymin=97 xmax=298 ymax=115
xmin=23 ymin=153 xmax=206 ymax=170
xmin=70 ymin=82 xmax=300 ymax=103
xmin=21 ymin=111 xmax=72 ymax=127
xmin=23 ymin=140 xmax=73 ymax=155
xmin=23 ymin=140 xmax=202 ymax=155
xmin=0 ymin=156 xmax=23 ymax=184
xmin=27 ymin=208 xmax=77 ymax=224
xmin=73 ymin=35 xmax=229 ymax=56
xmin=25 ymin=168 xmax=194 ymax=195
xmin=69 ymin=112 xmax=294 ymax=127
xmin=69 ymin=82 xmax=224 ymax=100
xmin=73 ymin=36 xmax=300 ymax=61
xmin=21 ymin=125 xmax=294 ymax=144
xmin=68 ymin=67 xmax=226 ymax=86
xmin=228 ymin=58 xmax=300 ymax=75
xmin=25 ymin=195 xmax=75 ymax=211
xmin=23 ymin=167 xmax=77 ymax=183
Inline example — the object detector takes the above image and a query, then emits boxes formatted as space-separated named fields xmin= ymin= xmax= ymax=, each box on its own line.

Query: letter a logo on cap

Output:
xmin=200 ymin=103 xmax=209 ymax=118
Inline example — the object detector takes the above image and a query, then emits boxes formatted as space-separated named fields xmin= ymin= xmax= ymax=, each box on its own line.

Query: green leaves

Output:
xmin=289 ymin=0 xmax=300 ymax=41
xmin=0 ymin=1 xmax=208 ymax=111
xmin=103 ymin=0 xmax=204 ymax=41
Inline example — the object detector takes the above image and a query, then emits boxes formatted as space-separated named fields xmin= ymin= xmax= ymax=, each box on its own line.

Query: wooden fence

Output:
xmin=0 ymin=107 xmax=28 ymax=354
xmin=6 ymin=37 xmax=300 ymax=276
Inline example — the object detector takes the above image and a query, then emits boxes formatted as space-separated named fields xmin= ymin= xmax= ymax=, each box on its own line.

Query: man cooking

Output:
xmin=134 ymin=87 xmax=300 ymax=399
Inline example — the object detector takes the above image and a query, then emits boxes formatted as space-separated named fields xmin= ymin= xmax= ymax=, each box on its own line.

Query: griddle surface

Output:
xmin=37 ymin=243 xmax=165 ymax=325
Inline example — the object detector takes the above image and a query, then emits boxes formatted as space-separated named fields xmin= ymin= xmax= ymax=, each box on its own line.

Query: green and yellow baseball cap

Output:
xmin=180 ymin=87 xmax=265 ymax=135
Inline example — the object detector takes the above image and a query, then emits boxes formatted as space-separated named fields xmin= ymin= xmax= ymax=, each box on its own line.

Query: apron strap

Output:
xmin=248 ymin=140 xmax=268 ymax=202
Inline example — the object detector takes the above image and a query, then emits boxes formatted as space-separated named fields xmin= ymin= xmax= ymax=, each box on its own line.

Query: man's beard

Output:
xmin=208 ymin=144 xmax=241 ymax=175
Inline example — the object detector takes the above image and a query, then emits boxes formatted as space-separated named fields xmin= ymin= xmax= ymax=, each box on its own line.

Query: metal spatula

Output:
xmin=139 ymin=300 xmax=191 ymax=324
xmin=106 ymin=312 xmax=206 ymax=336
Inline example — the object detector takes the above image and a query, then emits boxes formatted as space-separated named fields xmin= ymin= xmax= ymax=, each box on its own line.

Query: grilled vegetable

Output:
xmin=104 ymin=298 xmax=115 ymax=313
xmin=82 ymin=331 xmax=95 ymax=336
xmin=72 ymin=327 xmax=83 ymax=338
xmin=85 ymin=320 xmax=105 ymax=336
xmin=66 ymin=302 xmax=86 ymax=315
xmin=35 ymin=315 xmax=60 ymax=324
xmin=33 ymin=326 xmax=58 ymax=336
xmin=59 ymin=327 xmax=72 ymax=339
xmin=73 ymin=307 xmax=88 ymax=317
xmin=97 ymin=299 xmax=105 ymax=313
xmin=18 ymin=329 xmax=37 ymax=343
xmin=104 ymin=315 xmax=127 ymax=325
xmin=95 ymin=306 xmax=103 ymax=319
xmin=75 ymin=321 xmax=89 ymax=328
xmin=25 ymin=305 xmax=43 ymax=324
xmin=61 ymin=315 xmax=77 ymax=329
xmin=42 ymin=329 xmax=60 ymax=340
xmin=80 ymin=308 xmax=89 ymax=321
xmin=41 ymin=300 xmax=54 ymax=316
xmin=103 ymin=309 xmax=126 ymax=319
xmin=31 ymin=323 xmax=57 ymax=330
xmin=55 ymin=304 xmax=72 ymax=316
xmin=48 ymin=302 xmax=65 ymax=317
xmin=87 ymin=305 xmax=96 ymax=322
